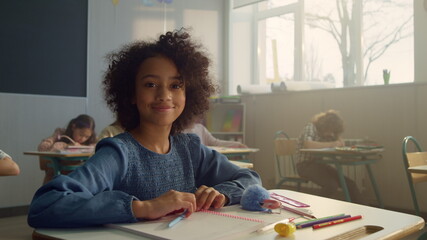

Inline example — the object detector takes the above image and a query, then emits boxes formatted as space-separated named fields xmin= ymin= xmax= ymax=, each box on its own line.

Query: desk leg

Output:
xmin=48 ymin=157 xmax=61 ymax=176
xmin=335 ymin=164 xmax=352 ymax=202
xmin=365 ymin=165 xmax=384 ymax=208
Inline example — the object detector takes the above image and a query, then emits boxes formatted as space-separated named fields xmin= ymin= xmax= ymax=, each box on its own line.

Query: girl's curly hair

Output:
xmin=103 ymin=29 xmax=217 ymax=135
xmin=312 ymin=109 xmax=344 ymax=140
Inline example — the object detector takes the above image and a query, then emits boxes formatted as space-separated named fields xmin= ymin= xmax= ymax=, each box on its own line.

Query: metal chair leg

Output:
xmin=366 ymin=164 xmax=384 ymax=208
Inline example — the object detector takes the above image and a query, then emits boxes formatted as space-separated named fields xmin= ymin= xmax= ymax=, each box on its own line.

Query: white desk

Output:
xmin=33 ymin=189 xmax=424 ymax=240
xmin=210 ymin=147 xmax=259 ymax=162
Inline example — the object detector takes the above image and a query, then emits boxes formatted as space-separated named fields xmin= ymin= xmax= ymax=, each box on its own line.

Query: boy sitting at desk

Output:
xmin=296 ymin=110 xmax=364 ymax=204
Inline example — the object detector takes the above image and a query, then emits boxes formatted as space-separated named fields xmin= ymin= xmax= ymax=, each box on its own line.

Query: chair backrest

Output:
xmin=274 ymin=138 xmax=298 ymax=156
xmin=402 ymin=136 xmax=427 ymax=183
xmin=274 ymin=130 xmax=299 ymax=175
xmin=406 ymin=152 xmax=427 ymax=168
xmin=406 ymin=152 xmax=427 ymax=184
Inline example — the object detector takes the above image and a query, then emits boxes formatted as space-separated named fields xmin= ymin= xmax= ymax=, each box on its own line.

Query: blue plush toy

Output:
xmin=241 ymin=184 xmax=274 ymax=211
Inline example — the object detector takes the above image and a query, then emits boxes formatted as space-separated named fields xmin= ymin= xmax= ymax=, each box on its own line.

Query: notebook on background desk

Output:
xmin=59 ymin=145 xmax=95 ymax=154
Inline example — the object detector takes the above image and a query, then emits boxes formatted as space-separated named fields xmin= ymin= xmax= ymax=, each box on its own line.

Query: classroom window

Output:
xmin=257 ymin=13 xmax=295 ymax=85
xmin=227 ymin=0 xmax=414 ymax=94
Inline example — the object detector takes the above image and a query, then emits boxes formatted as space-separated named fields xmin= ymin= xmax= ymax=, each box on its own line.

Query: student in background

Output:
xmin=37 ymin=114 xmax=97 ymax=183
xmin=38 ymin=114 xmax=97 ymax=152
xmin=183 ymin=123 xmax=248 ymax=148
xmin=0 ymin=150 xmax=20 ymax=176
xmin=97 ymin=120 xmax=124 ymax=140
xmin=28 ymin=29 xmax=261 ymax=228
xmin=296 ymin=110 xmax=363 ymax=204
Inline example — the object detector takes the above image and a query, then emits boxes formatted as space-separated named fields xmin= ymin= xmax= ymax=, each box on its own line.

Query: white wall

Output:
xmin=0 ymin=0 xmax=225 ymax=209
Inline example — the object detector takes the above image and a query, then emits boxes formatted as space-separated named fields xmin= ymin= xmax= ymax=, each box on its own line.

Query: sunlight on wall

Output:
xmin=184 ymin=9 xmax=220 ymax=84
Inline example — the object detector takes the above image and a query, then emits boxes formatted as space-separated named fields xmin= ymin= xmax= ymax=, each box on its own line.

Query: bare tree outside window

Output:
xmin=228 ymin=0 xmax=413 ymax=94
xmin=305 ymin=0 xmax=413 ymax=87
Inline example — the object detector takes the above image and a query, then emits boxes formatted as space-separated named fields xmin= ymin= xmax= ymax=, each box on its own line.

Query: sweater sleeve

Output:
xmin=189 ymin=135 xmax=262 ymax=205
xmin=38 ymin=128 xmax=64 ymax=151
xmin=27 ymin=138 xmax=137 ymax=228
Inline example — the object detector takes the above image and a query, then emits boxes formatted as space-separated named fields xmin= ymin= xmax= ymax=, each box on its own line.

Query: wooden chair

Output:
xmin=402 ymin=136 xmax=427 ymax=216
xmin=274 ymin=130 xmax=308 ymax=190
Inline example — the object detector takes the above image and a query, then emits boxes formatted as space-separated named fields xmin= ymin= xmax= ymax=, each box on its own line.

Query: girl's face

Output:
xmin=72 ymin=127 xmax=93 ymax=144
xmin=133 ymin=56 xmax=185 ymax=129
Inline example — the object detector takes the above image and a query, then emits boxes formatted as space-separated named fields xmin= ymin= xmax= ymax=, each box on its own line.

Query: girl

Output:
xmin=37 ymin=114 xmax=96 ymax=183
xmin=28 ymin=29 xmax=261 ymax=228
xmin=38 ymin=114 xmax=97 ymax=152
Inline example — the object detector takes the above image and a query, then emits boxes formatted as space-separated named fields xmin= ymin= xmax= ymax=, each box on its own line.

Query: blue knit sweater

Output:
xmin=27 ymin=132 xmax=261 ymax=228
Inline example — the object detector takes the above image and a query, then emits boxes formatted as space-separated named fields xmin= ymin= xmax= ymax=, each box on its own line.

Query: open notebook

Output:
xmin=59 ymin=145 xmax=95 ymax=154
xmin=107 ymin=204 xmax=295 ymax=240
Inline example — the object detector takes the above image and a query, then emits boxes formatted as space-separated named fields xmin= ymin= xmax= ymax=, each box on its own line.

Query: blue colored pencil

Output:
xmin=295 ymin=213 xmax=346 ymax=226
xmin=168 ymin=210 xmax=188 ymax=228
xmin=297 ymin=214 xmax=351 ymax=229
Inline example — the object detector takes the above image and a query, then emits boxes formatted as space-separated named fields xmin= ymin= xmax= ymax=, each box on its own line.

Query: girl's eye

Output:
xmin=171 ymin=84 xmax=180 ymax=89
xmin=171 ymin=82 xmax=184 ymax=89
xmin=144 ymin=82 xmax=156 ymax=88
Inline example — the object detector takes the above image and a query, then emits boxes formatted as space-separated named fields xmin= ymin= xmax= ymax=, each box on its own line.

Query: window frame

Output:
xmin=226 ymin=0 xmax=414 ymax=95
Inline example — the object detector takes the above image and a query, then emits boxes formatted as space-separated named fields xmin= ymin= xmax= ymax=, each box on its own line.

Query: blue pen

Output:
xmin=168 ymin=210 xmax=188 ymax=228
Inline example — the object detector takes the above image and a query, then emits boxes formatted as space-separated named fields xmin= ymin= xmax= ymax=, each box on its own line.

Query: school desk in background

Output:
xmin=299 ymin=147 xmax=384 ymax=208
xmin=24 ymin=150 xmax=92 ymax=177
xmin=209 ymin=146 xmax=259 ymax=163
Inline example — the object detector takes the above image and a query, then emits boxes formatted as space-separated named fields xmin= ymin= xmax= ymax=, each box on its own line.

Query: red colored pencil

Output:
xmin=312 ymin=215 xmax=362 ymax=229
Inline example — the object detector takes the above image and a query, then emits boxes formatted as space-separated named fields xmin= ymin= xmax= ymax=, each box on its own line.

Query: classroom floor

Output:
xmin=0 ymin=214 xmax=425 ymax=240
xmin=0 ymin=215 xmax=33 ymax=240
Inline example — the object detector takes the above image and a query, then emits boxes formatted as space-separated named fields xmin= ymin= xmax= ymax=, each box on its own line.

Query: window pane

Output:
xmin=363 ymin=0 xmax=413 ymax=85
xmin=258 ymin=14 xmax=294 ymax=86
xmin=305 ymin=1 xmax=346 ymax=89
xmin=229 ymin=4 xmax=255 ymax=95
xmin=228 ymin=0 xmax=414 ymax=95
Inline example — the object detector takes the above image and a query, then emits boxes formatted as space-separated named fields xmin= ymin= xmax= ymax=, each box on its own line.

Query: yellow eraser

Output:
xmin=274 ymin=223 xmax=296 ymax=237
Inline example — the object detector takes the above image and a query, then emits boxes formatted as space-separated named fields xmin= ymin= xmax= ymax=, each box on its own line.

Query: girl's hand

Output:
xmin=51 ymin=142 xmax=68 ymax=151
xmin=195 ymin=185 xmax=228 ymax=211
xmin=132 ymin=190 xmax=196 ymax=220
